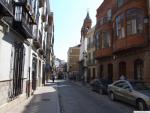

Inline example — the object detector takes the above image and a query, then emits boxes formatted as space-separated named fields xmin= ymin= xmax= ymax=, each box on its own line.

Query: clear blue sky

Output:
xmin=50 ymin=0 xmax=103 ymax=61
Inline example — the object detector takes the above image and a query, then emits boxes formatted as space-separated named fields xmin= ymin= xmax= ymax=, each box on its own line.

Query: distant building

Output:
xmin=86 ymin=26 xmax=97 ymax=82
xmin=67 ymin=45 xmax=80 ymax=79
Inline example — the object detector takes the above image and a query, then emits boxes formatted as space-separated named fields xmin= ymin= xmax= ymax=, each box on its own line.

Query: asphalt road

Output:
xmin=57 ymin=80 xmax=135 ymax=113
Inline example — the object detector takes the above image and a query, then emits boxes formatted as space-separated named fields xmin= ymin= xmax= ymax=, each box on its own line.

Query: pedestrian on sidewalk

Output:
xmin=52 ymin=73 xmax=55 ymax=83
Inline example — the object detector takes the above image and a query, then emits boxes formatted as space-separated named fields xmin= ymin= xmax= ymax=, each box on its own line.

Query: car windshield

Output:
xmin=131 ymin=82 xmax=150 ymax=90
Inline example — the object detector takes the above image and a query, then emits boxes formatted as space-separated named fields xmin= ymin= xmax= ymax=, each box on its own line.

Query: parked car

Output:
xmin=108 ymin=80 xmax=150 ymax=110
xmin=90 ymin=79 xmax=112 ymax=94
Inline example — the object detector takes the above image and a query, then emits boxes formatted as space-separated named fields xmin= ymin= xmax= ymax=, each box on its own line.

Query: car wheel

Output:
xmin=136 ymin=100 xmax=147 ymax=111
xmin=99 ymin=89 xmax=103 ymax=95
xmin=109 ymin=92 xmax=115 ymax=101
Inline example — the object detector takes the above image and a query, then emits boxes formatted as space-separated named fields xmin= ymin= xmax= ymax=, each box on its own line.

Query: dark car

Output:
xmin=90 ymin=79 xmax=112 ymax=94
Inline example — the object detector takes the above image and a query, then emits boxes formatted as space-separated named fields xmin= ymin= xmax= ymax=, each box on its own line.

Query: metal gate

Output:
xmin=12 ymin=42 xmax=25 ymax=97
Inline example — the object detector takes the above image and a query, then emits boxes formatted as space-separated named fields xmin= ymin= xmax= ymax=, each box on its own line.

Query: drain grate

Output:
xmin=41 ymin=98 xmax=50 ymax=101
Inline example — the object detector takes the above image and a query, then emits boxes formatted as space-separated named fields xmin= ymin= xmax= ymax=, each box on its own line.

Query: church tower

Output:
xmin=81 ymin=11 xmax=92 ymax=37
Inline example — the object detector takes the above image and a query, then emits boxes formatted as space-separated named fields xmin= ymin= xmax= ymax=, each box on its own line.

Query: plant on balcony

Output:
xmin=33 ymin=39 xmax=41 ymax=49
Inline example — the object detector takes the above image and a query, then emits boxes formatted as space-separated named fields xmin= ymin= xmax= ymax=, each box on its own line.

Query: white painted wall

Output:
xmin=0 ymin=34 xmax=12 ymax=80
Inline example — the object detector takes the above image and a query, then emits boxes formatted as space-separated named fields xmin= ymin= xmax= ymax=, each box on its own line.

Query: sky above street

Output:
xmin=50 ymin=0 xmax=103 ymax=61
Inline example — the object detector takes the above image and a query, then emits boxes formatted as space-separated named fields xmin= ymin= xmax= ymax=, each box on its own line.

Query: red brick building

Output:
xmin=95 ymin=0 xmax=150 ymax=83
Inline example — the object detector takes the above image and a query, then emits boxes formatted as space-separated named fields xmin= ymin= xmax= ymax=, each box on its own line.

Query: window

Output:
xmin=107 ymin=9 xmax=112 ymax=18
xmin=117 ymin=0 xmax=124 ymax=7
xmin=116 ymin=14 xmax=125 ymax=39
xmin=100 ymin=18 xmax=104 ymax=25
xmin=99 ymin=65 xmax=103 ymax=79
xmin=134 ymin=59 xmax=143 ymax=80
xmin=15 ymin=6 xmax=22 ymax=21
xmin=119 ymin=62 xmax=126 ymax=77
xmin=87 ymin=38 xmax=90 ymax=49
xmin=115 ymin=82 xmax=130 ymax=89
xmin=127 ymin=9 xmax=144 ymax=36
xmin=95 ymin=32 xmax=100 ymax=49
xmin=102 ymin=32 xmax=111 ymax=48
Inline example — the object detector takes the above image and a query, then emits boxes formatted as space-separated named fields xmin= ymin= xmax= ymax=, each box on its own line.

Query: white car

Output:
xmin=108 ymin=80 xmax=150 ymax=110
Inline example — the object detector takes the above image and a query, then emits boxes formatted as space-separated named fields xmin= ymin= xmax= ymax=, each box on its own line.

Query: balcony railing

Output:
xmin=113 ymin=35 xmax=145 ymax=53
xmin=97 ymin=17 xmax=112 ymax=26
xmin=95 ymin=48 xmax=113 ymax=59
xmin=13 ymin=1 xmax=34 ymax=39
xmin=87 ymin=59 xmax=95 ymax=66
xmin=0 ymin=0 xmax=13 ymax=16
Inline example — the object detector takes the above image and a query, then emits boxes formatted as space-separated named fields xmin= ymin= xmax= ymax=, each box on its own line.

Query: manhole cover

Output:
xmin=42 ymin=98 xmax=50 ymax=101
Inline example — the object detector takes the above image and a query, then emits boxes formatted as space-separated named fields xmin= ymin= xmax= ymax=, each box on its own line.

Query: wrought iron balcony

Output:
xmin=13 ymin=1 xmax=36 ymax=39
xmin=0 ymin=0 xmax=13 ymax=16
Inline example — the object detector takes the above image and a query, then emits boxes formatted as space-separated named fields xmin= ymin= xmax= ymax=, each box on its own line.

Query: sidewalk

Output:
xmin=2 ymin=82 xmax=60 ymax=113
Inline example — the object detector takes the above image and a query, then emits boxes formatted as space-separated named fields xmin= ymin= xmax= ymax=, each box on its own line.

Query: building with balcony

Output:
xmin=45 ymin=11 xmax=54 ymax=82
xmin=67 ymin=45 xmax=80 ymax=80
xmin=86 ymin=26 xmax=97 ymax=82
xmin=94 ymin=0 xmax=115 ymax=83
xmin=95 ymin=0 xmax=150 ymax=83
xmin=0 ymin=0 xmax=54 ymax=109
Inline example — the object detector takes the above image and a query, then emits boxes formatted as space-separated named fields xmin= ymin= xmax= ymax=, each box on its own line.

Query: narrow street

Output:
xmin=57 ymin=80 xmax=135 ymax=113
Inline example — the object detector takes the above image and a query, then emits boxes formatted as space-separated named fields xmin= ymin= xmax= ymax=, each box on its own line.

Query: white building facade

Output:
xmin=0 ymin=0 xmax=54 ymax=108
xmin=79 ymin=12 xmax=92 ymax=82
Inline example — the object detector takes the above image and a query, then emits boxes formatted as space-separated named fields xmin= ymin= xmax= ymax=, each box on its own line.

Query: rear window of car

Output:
xmin=131 ymin=82 xmax=150 ymax=90
xmin=114 ymin=81 xmax=130 ymax=89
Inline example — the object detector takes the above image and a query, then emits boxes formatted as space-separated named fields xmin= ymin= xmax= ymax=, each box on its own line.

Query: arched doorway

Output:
xmin=108 ymin=64 xmax=113 ymax=83
xmin=134 ymin=59 xmax=143 ymax=80
xmin=99 ymin=65 xmax=103 ymax=79
xmin=32 ymin=58 xmax=37 ymax=91
xmin=119 ymin=62 xmax=126 ymax=78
